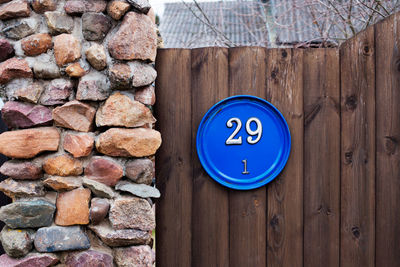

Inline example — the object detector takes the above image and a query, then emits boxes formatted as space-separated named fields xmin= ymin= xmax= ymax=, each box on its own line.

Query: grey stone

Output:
xmin=33 ymin=61 xmax=61 ymax=79
xmin=125 ymin=158 xmax=153 ymax=185
xmin=0 ymin=178 xmax=45 ymax=198
xmin=90 ymin=197 xmax=109 ymax=225
xmin=0 ymin=200 xmax=55 ymax=229
xmin=130 ymin=61 xmax=157 ymax=87
xmin=3 ymin=19 xmax=38 ymax=40
xmin=0 ymin=253 xmax=59 ymax=267
xmin=0 ymin=226 xmax=34 ymax=257
xmin=109 ymin=196 xmax=155 ymax=231
xmin=76 ymin=71 xmax=110 ymax=101
xmin=40 ymin=78 xmax=73 ymax=106
xmin=83 ymin=178 xmax=114 ymax=199
xmin=113 ymin=245 xmax=155 ymax=267
xmin=65 ymin=250 xmax=113 ymax=267
xmin=126 ymin=0 xmax=151 ymax=13
xmin=34 ymin=226 xmax=90 ymax=252
xmin=82 ymin=12 xmax=112 ymax=41
xmin=116 ymin=180 xmax=160 ymax=198
xmin=44 ymin=11 xmax=74 ymax=35
xmin=89 ymin=220 xmax=151 ymax=247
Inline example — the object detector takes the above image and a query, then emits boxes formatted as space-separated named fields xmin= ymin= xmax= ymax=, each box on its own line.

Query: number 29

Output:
xmin=226 ymin=117 xmax=262 ymax=145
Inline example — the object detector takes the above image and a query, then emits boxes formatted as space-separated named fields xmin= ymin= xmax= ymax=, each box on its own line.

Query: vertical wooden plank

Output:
xmin=303 ymin=49 xmax=340 ymax=267
xmin=191 ymin=47 xmax=230 ymax=267
xmin=155 ymin=49 xmax=192 ymax=267
xmin=340 ymin=27 xmax=375 ymax=267
xmin=266 ymin=49 xmax=303 ymax=267
xmin=375 ymin=13 xmax=400 ymax=267
xmin=228 ymin=47 xmax=267 ymax=267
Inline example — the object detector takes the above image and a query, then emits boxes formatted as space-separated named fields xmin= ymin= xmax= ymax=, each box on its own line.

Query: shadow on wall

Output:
xmin=0 ymin=114 xmax=11 ymax=254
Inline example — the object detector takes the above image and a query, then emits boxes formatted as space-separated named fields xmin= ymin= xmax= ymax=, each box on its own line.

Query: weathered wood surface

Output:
xmin=156 ymin=13 xmax=400 ymax=267
xmin=340 ymin=26 xmax=375 ymax=267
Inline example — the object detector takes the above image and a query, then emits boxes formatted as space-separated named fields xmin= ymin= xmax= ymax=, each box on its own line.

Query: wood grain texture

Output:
xmin=340 ymin=26 xmax=375 ymax=267
xmin=228 ymin=47 xmax=267 ymax=267
xmin=375 ymin=13 xmax=400 ymax=267
xmin=191 ymin=47 xmax=230 ymax=267
xmin=155 ymin=49 xmax=192 ymax=267
xmin=303 ymin=49 xmax=340 ymax=267
xmin=266 ymin=49 xmax=304 ymax=267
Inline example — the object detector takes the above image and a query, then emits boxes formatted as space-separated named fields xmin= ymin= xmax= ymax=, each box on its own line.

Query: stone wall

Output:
xmin=0 ymin=0 xmax=161 ymax=266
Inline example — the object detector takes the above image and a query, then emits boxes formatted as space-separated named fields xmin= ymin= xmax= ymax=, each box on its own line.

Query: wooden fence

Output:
xmin=155 ymin=13 xmax=400 ymax=267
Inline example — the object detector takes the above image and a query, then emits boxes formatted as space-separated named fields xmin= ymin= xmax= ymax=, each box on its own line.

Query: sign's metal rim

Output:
xmin=196 ymin=95 xmax=291 ymax=190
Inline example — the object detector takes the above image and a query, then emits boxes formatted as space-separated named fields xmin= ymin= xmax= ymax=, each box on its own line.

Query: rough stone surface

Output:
xmin=40 ymin=79 xmax=73 ymax=105
xmin=0 ymin=178 xmax=44 ymax=198
xmin=43 ymin=154 xmax=83 ymax=176
xmin=55 ymin=188 xmax=90 ymax=226
xmin=43 ymin=176 xmax=82 ymax=191
xmin=52 ymin=100 xmax=96 ymax=132
xmin=89 ymin=198 xmax=109 ymax=225
xmin=96 ymin=128 xmax=162 ymax=157
xmin=107 ymin=0 xmax=130 ymax=20
xmin=2 ymin=101 xmax=53 ymax=129
xmin=96 ymin=92 xmax=155 ymax=128
xmin=108 ymin=12 xmax=157 ymax=61
xmin=65 ymin=62 xmax=86 ymax=78
xmin=76 ymin=72 xmax=110 ymax=101
xmin=34 ymin=226 xmax=90 ymax=252
xmin=89 ymin=220 xmax=151 ymax=247
xmin=63 ymin=133 xmax=94 ymax=158
xmin=109 ymin=63 xmax=131 ymax=89
xmin=116 ymin=180 xmax=160 ymax=198
xmin=126 ymin=0 xmax=151 ymax=13
xmin=0 ymin=127 xmax=60 ymax=159
xmin=0 ymin=253 xmax=59 ymax=267
xmin=64 ymin=0 xmax=107 ymax=15
xmin=0 ymin=200 xmax=55 ymax=228
xmin=84 ymin=157 xmax=123 ymax=186
xmin=125 ymin=158 xmax=153 ymax=185
xmin=0 ymin=58 xmax=32 ymax=84
xmin=82 ymin=12 xmax=112 ymax=41
xmin=86 ymin=44 xmax=107 ymax=70
xmin=65 ymin=250 xmax=113 ymax=267
xmin=0 ymin=39 xmax=14 ymax=62
xmin=113 ymin=245 xmax=155 ymax=267
xmin=0 ymin=226 xmax=34 ymax=257
xmin=45 ymin=11 xmax=74 ymax=35
xmin=53 ymin=34 xmax=81 ymax=66
xmin=0 ymin=160 xmax=42 ymax=180
xmin=135 ymin=85 xmax=155 ymax=106
xmin=14 ymin=82 xmax=44 ymax=103
xmin=131 ymin=61 xmax=157 ymax=87
xmin=33 ymin=61 xmax=60 ymax=79
xmin=0 ymin=0 xmax=31 ymax=20
xmin=83 ymin=178 xmax=114 ymax=198
xmin=2 ymin=19 xmax=37 ymax=39
xmin=21 ymin=33 xmax=52 ymax=56
xmin=32 ymin=0 xmax=57 ymax=13
xmin=109 ymin=196 xmax=155 ymax=230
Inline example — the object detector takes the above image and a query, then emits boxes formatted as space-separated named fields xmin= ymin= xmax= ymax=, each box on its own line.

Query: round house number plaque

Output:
xmin=196 ymin=95 xmax=291 ymax=190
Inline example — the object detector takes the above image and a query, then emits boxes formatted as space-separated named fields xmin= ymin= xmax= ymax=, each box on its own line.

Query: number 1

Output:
xmin=242 ymin=159 xmax=249 ymax=174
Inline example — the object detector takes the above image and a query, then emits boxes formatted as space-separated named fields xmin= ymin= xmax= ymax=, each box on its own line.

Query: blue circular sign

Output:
xmin=196 ymin=95 xmax=291 ymax=190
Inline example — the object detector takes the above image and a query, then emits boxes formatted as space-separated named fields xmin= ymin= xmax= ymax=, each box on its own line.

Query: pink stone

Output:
xmin=64 ymin=0 xmax=107 ymax=15
xmin=135 ymin=85 xmax=155 ymax=105
xmin=84 ymin=156 xmax=124 ymax=186
xmin=40 ymin=79 xmax=73 ymax=106
xmin=65 ymin=250 xmax=113 ymax=267
xmin=0 ymin=160 xmax=42 ymax=180
xmin=63 ymin=133 xmax=94 ymax=158
xmin=108 ymin=11 xmax=157 ymax=61
xmin=52 ymin=100 xmax=96 ymax=132
xmin=113 ymin=245 xmax=155 ymax=267
xmin=0 ymin=253 xmax=59 ymax=267
xmin=2 ymin=101 xmax=52 ymax=129
xmin=0 ymin=0 xmax=31 ymax=20
xmin=0 ymin=58 xmax=32 ymax=84
xmin=0 ymin=39 xmax=14 ymax=62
